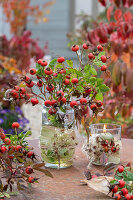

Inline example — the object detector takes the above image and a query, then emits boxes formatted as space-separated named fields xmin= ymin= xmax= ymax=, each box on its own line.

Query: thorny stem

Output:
xmin=76 ymin=51 xmax=82 ymax=70
xmin=80 ymin=48 xmax=84 ymax=64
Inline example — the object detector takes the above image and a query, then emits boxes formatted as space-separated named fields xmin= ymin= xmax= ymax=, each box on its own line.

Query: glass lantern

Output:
xmin=85 ymin=123 xmax=122 ymax=166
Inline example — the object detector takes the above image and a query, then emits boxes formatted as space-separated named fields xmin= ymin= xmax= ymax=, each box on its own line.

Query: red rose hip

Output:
xmin=1 ymin=133 xmax=6 ymax=140
xmin=125 ymin=194 xmax=131 ymax=200
xmin=114 ymin=194 xmax=121 ymax=200
xmin=118 ymin=180 xmax=125 ymax=188
xmin=30 ymin=68 xmax=36 ymax=75
xmin=15 ymin=145 xmax=22 ymax=151
xmin=118 ymin=165 xmax=124 ymax=173
xmin=80 ymin=98 xmax=87 ymax=104
xmin=4 ymin=138 xmax=11 ymax=145
xmin=101 ymin=65 xmax=107 ymax=71
xmin=72 ymin=45 xmax=79 ymax=52
xmin=101 ymin=55 xmax=107 ymax=63
xmin=41 ymin=60 xmax=48 ymax=66
xmin=46 ymin=84 xmax=54 ymax=92
xmin=70 ymin=101 xmax=78 ymax=108
xmin=26 ymin=166 xmax=33 ymax=175
xmin=64 ymin=79 xmax=70 ymax=85
xmin=44 ymin=68 xmax=53 ymax=75
xmin=31 ymin=98 xmax=39 ymax=105
xmin=121 ymin=188 xmax=128 ymax=195
xmin=96 ymin=101 xmax=103 ymax=107
xmin=48 ymin=108 xmax=57 ymax=115
xmin=88 ymin=53 xmax=95 ymax=60
xmin=90 ymin=104 xmax=97 ymax=110
xmin=12 ymin=122 xmax=20 ymax=129
xmin=27 ymin=151 xmax=34 ymax=158
xmin=26 ymin=81 xmax=34 ymax=88
xmin=37 ymin=80 xmax=43 ymax=87
xmin=45 ymin=100 xmax=51 ymax=107
xmin=97 ymin=45 xmax=103 ymax=51
xmin=71 ymin=78 xmax=78 ymax=84
xmin=1 ymin=146 xmax=7 ymax=153
xmin=57 ymin=90 xmax=64 ymax=97
xmin=28 ymin=177 xmax=34 ymax=183
xmin=82 ymin=43 xmax=88 ymax=50
xmin=57 ymin=57 xmax=65 ymax=63
xmin=112 ymin=185 xmax=118 ymax=193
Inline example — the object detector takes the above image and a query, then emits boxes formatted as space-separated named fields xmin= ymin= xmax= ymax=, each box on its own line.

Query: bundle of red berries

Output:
xmin=6 ymin=85 xmax=31 ymax=102
xmin=99 ymin=137 xmax=120 ymax=154
xmin=109 ymin=165 xmax=133 ymax=200
xmin=6 ymin=43 xmax=110 ymax=124
xmin=0 ymin=123 xmax=52 ymax=198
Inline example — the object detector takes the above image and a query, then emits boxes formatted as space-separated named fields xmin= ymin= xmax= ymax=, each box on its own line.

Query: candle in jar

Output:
xmin=100 ymin=124 xmax=114 ymax=141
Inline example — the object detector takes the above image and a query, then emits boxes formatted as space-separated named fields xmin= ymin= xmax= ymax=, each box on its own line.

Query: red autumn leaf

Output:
xmin=114 ymin=9 xmax=122 ymax=21
xmin=128 ymin=0 xmax=133 ymax=7
xmin=124 ymin=11 xmax=132 ymax=21
xmin=122 ymin=0 xmax=127 ymax=6
xmin=114 ymin=0 xmax=121 ymax=7
xmin=107 ymin=5 xmax=114 ymax=21
xmin=98 ymin=0 xmax=106 ymax=7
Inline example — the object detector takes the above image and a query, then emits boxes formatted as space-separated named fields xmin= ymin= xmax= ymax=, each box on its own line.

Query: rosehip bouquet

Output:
xmin=5 ymin=43 xmax=110 ymax=133
xmin=0 ymin=123 xmax=53 ymax=199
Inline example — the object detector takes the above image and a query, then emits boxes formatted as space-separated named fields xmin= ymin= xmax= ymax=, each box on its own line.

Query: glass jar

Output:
xmin=85 ymin=123 xmax=122 ymax=166
xmin=40 ymin=105 xmax=76 ymax=169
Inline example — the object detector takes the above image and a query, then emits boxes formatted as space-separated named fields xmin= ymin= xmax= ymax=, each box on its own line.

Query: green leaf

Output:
xmin=76 ymin=86 xmax=84 ymax=93
xmin=36 ymin=67 xmax=45 ymax=76
xmin=90 ymin=67 xmax=97 ymax=75
xmin=84 ymin=64 xmax=91 ymax=73
xmin=66 ymin=60 xmax=73 ymax=67
xmin=95 ymin=92 xmax=103 ymax=101
xmin=75 ymin=70 xmax=83 ymax=77
xmin=36 ymin=63 xmax=40 ymax=70
xmin=66 ymin=68 xmax=75 ymax=74
xmin=49 ymin=59 xmax=57 ymax=69
xmin=55 ymin=64 xmax=63 ymax=69
xmin=97 ymin=78 xmax=104 ymax=86
xmin=25 ymin=130 xmax=32 ymax=137
xmin=89 ymin=77 xmax=96 ymax=85
xmin=99 ymin=84 xmax=110 ymax=92
xmin=60 ymin=107 xmax=66 ymax=113
xmin=110 ymin=180 xmax=119 ymax=185
xmin=93 ymin=60 xmax=103 ymax=67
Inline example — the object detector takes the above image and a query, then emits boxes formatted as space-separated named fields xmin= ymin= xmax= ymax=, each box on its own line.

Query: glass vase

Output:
xmin=85 ymin=123 xmax=122 ymax=166
xmin=40 ymin=105 xmax=76 ymax=169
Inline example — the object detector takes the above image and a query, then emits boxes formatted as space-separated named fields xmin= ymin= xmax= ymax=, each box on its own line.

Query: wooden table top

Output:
xmin=8 ymin=138 xmax=133 ymax=200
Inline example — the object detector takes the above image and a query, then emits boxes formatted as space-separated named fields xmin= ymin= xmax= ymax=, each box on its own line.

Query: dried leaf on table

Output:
xmin=81 ymin=176 xmax=113 ymax=196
